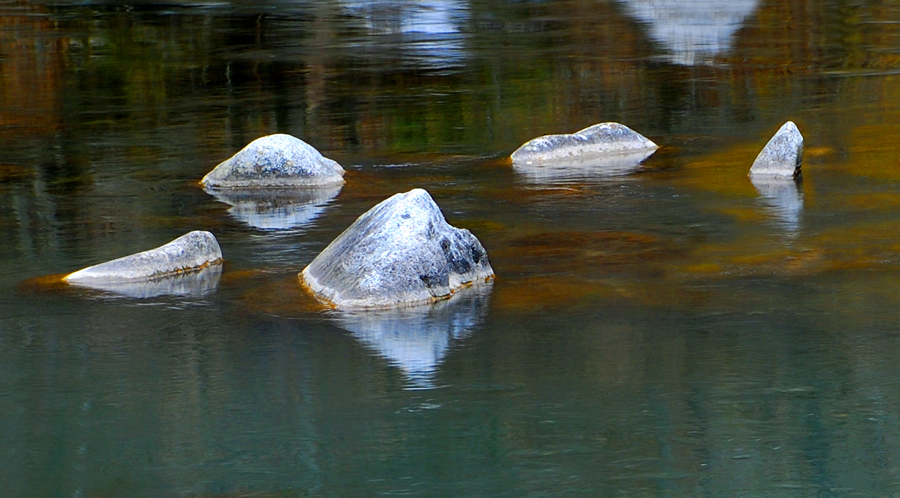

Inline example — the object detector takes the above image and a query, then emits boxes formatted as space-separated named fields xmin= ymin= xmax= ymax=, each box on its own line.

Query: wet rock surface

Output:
xmin=748 ymin=121 xmax=803 ymax=180
xmin=64 ymin=231 xmax=223 ymax=284
xmin=300 ymin=188 xmax=494 ymax=309
xmin=511 ymin=122 xmax=658 ymax=166
xmin=68 ymin=265 xmax=223 ymax=298
xmin=201 ymin=134 xmax=345 ymax=189
xmin=513 ymin=148 xmax=657 ymax=182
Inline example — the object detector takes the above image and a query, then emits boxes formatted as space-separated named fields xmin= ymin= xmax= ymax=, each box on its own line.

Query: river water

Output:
xmin=3 ymin=0 xmax=900 ymax=496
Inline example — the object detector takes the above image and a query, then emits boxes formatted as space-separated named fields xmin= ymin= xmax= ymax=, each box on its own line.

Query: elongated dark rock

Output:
xmin=511 ymin=122 xmax=657 ymax=166
xmin=64 ymin=231 xmax=223 ymax=283
xmin=749 ymin=121 xmax=803 ymax=180
xmin=201 ymin=134 xmax=345 ymax=188
xmin=300 ymin=189 xmax=494 ymax=309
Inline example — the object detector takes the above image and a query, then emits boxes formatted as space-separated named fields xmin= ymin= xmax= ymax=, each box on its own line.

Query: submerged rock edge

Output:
xmin=300 ymin=268 xmax=495 ymax=310
xmin=64 ymin=230 xmax=224 ymax=284
xmin=298 ymin=188 xmax=495 ymax=310
xmin=200 ymin=133 xmax=346 ymax=189
xmin=511 ymin=122 xmax=658 ymax=165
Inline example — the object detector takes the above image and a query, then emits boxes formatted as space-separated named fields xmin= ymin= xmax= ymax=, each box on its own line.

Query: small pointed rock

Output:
xmin=300 ymin=189 xmax=494 ymax=309
xmin=749 ymin=121 xmax=803 ymax=180
xmin=65 ymin=231 xmax=223 ymax=283
xmin=201 ymin=134 xmax=345 ymax=189
xmin=511 ymin=122 xmax=657 ymax=165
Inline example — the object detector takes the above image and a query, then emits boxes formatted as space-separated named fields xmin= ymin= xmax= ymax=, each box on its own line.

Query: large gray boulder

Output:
xmin=299 ymin=188 xmax=494 ymax=309
xmin=511 ymin=122 xmax=658 ymax=167
xmin=201 ymin=134 xmax=345 ymax=189
xmin=748 ymin=121 xmax=803 ymax=180
xmin=65 ymin=231 xmax=223 ymax=284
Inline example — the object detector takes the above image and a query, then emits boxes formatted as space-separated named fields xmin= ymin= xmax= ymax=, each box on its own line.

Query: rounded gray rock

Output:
xmin=299 ymin=188 xmax=494 ymax=309
xmin=65 ymin=230 xmax=223 ymax=283
xmin=511 ymin=122 xmax=658 ymax=165
xmin=748 ymin=121 xmax=803 ymax=180
xmin=201 ymin=134 xmax=345 ymax=189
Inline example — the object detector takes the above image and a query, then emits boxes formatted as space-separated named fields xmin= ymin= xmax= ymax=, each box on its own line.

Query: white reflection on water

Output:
xmin=204 ymin=185 xmax=342 ymax=230
xmin=66 ymin=264 xmax=223 ymax=299
xmin=331 ymin=285 xmax=492 ymax=389
xmin=618 ymin=0 xmax=760 ymax=65
xmin=339 ymin=0 xmax=469 ymax=68
xmin=750 ymin=177 xmax=803 ymax=234
xmin=513 ymin=149 xmax=657 ymax=183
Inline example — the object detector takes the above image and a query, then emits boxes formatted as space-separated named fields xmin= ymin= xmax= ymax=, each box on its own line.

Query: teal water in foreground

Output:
xmin=4 ymin=1 xmax=900 ymax=496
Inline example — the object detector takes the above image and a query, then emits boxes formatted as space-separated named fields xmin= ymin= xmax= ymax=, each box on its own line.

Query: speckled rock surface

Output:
xmin=511 ymin=122 xmax=657 ymax=166
xmin=64 ymin=231 xmax=223 ymax=284
xmin=201 ymin=134 xmax=345 ymax=188
xmin=749 ymin=121 xmax=803 ymax=180
xmin=299 ymin=189 xmax=494 ymax=309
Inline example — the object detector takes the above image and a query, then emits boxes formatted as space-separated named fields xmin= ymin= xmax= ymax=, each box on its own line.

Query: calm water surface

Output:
xmin=4 ymin=0 xmax=900 ymax=496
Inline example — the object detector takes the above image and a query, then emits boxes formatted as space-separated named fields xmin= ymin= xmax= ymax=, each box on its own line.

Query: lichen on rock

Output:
xmin=748 ymin=121 xmax=803 ymax=180
xmin=299 ymin=188 xmax=494 ymax=309
xmin=201 ymin=134 xmax=345 ymax=189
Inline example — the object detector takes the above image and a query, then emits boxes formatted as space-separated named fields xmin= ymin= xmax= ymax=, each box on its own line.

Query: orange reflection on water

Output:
xmin=0 ymin=3 xmax=66 ymax=137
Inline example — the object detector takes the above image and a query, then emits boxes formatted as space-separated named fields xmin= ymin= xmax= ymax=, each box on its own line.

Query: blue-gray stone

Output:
xmin=749 ymin=121 xmax=803 ymax=180
xmin=65 ymin=231 xmax=223 ymax=284
xmin=300 ymin=188 xmax=494 ymax=309
xmin=511 ymin=122 xmax=657 ymax=166
xmin=201 ymin=134 xmax=345 ymax=189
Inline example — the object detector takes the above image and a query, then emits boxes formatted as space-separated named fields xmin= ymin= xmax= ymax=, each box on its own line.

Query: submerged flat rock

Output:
xmin=511 ymin=122 xmax=658 ymax=166
xmin=65 ymin=231 xmax=223 ymax=284
xmin=201 ymin=134 xmax=345 ymax=189
xmin=748 ymin=121 xmax=803 ymax=180
xmin=300 ymin=188 xmax=494 ymax=309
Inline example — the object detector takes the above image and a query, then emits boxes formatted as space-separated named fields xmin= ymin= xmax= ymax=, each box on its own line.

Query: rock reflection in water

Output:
xmin=67 ymin=264 xmax=223 ymax=299
xmin=331 ymin=285 xmax=491 ymax=388
xmin=618 ymin=0 xmax=760 ymax=65
xmin=204 ymin=185 xmax=342 ymax=230
xmin=513 ymin=149 xmax=657 ymax=183
xmin=750 ymin=177 xmax=804 ymax=233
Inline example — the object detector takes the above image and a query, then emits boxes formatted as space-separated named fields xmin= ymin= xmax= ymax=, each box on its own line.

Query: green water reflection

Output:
xmin=4 ymin=0 xmax=900 ymax=496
